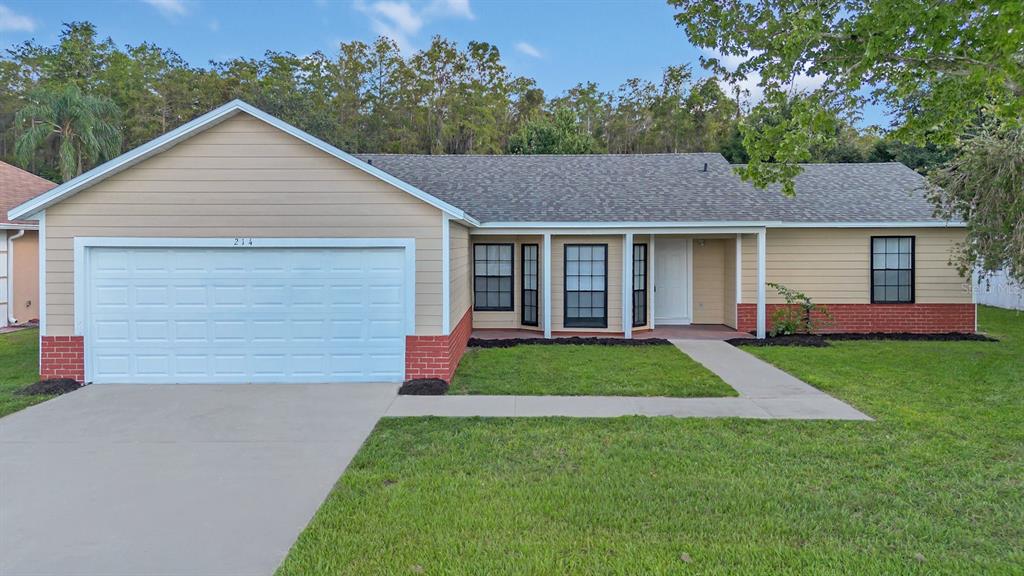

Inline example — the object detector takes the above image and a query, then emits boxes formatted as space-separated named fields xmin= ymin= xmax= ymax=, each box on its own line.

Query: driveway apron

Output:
xmin=0 ymin=383 xmax=397 ymax=576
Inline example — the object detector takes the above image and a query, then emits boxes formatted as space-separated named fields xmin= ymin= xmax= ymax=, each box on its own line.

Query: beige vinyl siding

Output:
xmin=0 ymin=230 xmax=6 ymax=325
xmin=739 ymin=228 xmax=971 ymax=304
xmin=469 ymin=235 xmax=543 ymax=331
xmin=723 ymin=236 xmax=737 ymax=328
xmin=43 ymin=112 xmax=446 ymax=336
xmin=12 ymin=230 xmax=39 ymax=323
xmin=449 ymin=221 xmax=471 ymax=330
xmin=552 ymin=235 xmax=623 ymax=332
xmin=692 ymin=239 xmax=726 ymax=324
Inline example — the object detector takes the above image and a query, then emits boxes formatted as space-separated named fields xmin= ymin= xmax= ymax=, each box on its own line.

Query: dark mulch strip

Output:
xmin=15 ymin=378 xmax=82 ymax=396
xmin=825 ymin=332 xmax=998 ymax=342
xmin=468 ymin=337 xmax=672 ymax=349
xmin=398 ymin=379 xmax=449 ymax=395
xmin=729 ymin=331 xmax=998 ymax=347
xmin=729 ymin=335 xmax=829 ymax=347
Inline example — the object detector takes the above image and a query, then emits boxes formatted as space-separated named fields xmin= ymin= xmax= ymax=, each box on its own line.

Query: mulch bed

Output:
xmin=729 ymin=335 xmax=829 ymax=347
xmin=824 ymin=332 xmax=997 ymax=342
xmin=729 ymin=332 xmax=998 ymax=347
xmin=15 ymin=378 xmax=82 ymax=396
xmin=468 ymin=337 xmax=671 ymax=349
xmin=398 ymin=379 xmax=449 ymax=395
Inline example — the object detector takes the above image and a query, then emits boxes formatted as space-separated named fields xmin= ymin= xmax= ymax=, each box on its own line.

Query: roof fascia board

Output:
xmin=474 ymin=220 xmax=781 ymax=229
xmin=0 ymin=223 xmax=39 ymax=230
xmin=773 ymin=221 xmax=966 ymax=228
xmin=9 ymin=99 xmax=473 ymax=222
xmin=471 ymin=220 xmax=965 ymax=231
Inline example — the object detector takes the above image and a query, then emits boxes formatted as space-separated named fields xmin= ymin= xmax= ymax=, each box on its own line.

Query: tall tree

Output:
xmin=15 ymin=83 xmax=122 ymax=182
xmin=669 ymin=0 xmax=1024 ymax=281
xmin=508 ymin=107 xmax=597 ymax=154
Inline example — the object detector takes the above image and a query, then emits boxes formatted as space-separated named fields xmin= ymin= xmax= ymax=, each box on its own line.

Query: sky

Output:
xmin=0 ymin=0 xmax=888 ymax=127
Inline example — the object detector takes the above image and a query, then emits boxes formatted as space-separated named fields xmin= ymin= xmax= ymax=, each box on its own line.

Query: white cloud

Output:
xmin=143 ymin=0 xmax=187 ymax=18
xmin=370 ymin=1 xmax=423 ymax=34
xmin=427 ymin=0 xmax=473 ymax=20
xmin=208 ymin=18 xmax=220 ymax=32
xmin=0 ymin=4 xmax=36 ymax=31
xmin=702 ymin=48 xmax=826 ymax=107
xmin=353 ymin=0 xmax=474 ymax=53
xmin=515 ymin=41 xmax=542 ymax=59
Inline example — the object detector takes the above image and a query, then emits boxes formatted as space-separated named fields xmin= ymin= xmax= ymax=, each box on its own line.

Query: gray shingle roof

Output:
xmin=356 ymin=153 xmax=942 ymax=224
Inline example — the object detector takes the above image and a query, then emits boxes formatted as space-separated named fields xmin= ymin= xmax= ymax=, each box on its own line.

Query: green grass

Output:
xmin=450 ymin=343 xmax=737 ymax=397
xmin=0 ymin=328 xmax=47 ymax=417
xmin=279 ymin=306 xmax=1023 ymax=575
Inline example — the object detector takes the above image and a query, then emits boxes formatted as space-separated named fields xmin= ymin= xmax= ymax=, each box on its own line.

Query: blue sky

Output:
xmin=1 ymin=0 xmax=887 ymax=127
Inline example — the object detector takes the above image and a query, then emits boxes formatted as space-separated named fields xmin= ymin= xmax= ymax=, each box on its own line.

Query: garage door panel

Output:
xmin=86 ymin=246 xmax=408 ymax=383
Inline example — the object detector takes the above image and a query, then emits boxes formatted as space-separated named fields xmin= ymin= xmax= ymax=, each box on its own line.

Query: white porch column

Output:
xmin=543 ymin=233 xmax=552 ymax=339
xmin=735 ymin=233 xmax=742 ymax=305
xmin=622 ymin=233 xmax=633 ymax=339
xmin=649 ymin=235 xmax=656 ymax=329
xmin=756 ymin=228 xmax=766 ymax=338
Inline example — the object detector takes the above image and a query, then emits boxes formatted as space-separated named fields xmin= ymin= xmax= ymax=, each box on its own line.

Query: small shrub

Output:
xmin=766 ymin=282 xmax=833 ymax=337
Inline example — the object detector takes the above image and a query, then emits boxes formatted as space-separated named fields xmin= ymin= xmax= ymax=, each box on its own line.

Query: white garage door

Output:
xmin=84 ymin=246 xmax=408 ymax=383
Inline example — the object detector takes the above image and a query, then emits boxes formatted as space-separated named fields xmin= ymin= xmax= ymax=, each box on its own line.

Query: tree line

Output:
xmin=3 ymin=22 xmax=926 ymax=183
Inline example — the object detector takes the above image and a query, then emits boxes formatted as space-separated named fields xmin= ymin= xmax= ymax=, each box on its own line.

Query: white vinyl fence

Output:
xmin=975 ymin=269 xmax=1024 ymax=310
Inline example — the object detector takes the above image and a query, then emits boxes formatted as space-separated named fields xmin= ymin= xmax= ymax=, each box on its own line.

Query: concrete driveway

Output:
xmin=0 ymin=383 xmax=397 ymax=576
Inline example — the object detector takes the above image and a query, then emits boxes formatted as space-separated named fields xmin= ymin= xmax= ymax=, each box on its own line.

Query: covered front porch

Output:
xmin=467 ymin=225 xmax=769 ymax=339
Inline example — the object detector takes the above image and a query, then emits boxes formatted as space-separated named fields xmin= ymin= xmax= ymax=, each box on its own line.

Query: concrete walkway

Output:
xmin=388 ymin=340 xmax=871 ymax=421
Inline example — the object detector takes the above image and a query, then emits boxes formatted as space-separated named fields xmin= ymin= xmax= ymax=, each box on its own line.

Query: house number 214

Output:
xmin=233 ymin=238 xmax=254 ymax=246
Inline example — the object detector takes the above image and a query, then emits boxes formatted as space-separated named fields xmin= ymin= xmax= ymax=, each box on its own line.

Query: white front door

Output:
xmin=654 ymin=238 xmax=691 ymax=324
xmin=84 ymin=246 xmax=408 ymax=384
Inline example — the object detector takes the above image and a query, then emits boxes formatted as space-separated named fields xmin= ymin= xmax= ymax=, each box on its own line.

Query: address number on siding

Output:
xmin=233 ymin=238 xmax=254 ymax=246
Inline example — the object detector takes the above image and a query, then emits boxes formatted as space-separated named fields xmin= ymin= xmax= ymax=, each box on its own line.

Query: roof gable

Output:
xmin=7 ymin=100 xmax=474 ymax=223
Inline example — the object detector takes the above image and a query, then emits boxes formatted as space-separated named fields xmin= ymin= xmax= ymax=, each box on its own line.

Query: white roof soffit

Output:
xmin=472 ymin=220 xmax=965 ymax=229
xmin=7 ymin=99 xmax=476 ymax=224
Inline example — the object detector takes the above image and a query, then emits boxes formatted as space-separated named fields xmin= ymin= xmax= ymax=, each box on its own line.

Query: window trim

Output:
xmin=473 ymin=243 xmax=515 ymax=312
xmin=632 ymin=243 xmax=648 ymax=327
xmin=563 ymin=243 xmax=609 ymax=329
xmin=869 ymin=235 xmax=916 ymax=304
xmin=521 ymin=243 xmax=539 ymax=326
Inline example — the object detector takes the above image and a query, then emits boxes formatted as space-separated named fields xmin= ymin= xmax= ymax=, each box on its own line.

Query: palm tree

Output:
xmin=15 ymin=84 xmax=122 ymax=182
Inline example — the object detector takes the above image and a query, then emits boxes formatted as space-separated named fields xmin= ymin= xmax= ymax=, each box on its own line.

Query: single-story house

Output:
xmin=8 ymin=100 xmax=973 ymax=385
xmin=1 ymin=161 xmax=52 ymax=328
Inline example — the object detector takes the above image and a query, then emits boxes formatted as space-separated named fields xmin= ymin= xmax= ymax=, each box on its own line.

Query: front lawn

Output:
xmin=0 ymin=328 xmax=47 ymax=417
xmin=279 ymin=306 xmax=1023 ymax=575
xmin=449 ymin=343 xmax=737 ymax=397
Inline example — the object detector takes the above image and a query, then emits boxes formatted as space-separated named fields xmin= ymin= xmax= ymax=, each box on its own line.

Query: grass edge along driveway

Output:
xmin=0 ymin=328 xmax=47 ymax=418
xmin=278 ymin=306 xmax=1023 ymax=575
xmin=449 ymin=342 xmax=737 ymax=397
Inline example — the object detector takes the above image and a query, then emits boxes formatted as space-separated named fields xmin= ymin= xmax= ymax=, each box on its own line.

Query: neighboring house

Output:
xmin=8 ymin=100 xmax=974 ymax=385
xmin=975 ymin=269 xmax=1024 ymax=311
xmin=1 ymin=161 xmax=54 ymax=328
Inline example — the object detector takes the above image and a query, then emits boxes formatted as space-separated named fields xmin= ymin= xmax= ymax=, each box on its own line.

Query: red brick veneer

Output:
xmin=40 ymin=336 xmax=85 ymax=382
xmin=737 ymin=303 xmax=976 ymax=334
xmin=405 ymin=308 xmax=473 ymax=381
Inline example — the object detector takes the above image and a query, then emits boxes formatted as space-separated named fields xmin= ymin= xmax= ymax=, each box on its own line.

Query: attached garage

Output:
xmin=79 ymin=239 xmax=415 ymax=383
xmin=10 ymin=101 xmax=476 ymax=385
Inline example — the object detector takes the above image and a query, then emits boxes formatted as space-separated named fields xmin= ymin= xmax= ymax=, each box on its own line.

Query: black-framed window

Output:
xmin=871 ymin=236 xmax=915 ymax=303
xmin=632 ymin=244 xmax=647 ymax=327
xmin=564 ymin=244 xmax=607 ymax=328
xmin=474 ymin=244 xmax=513 ymax=311
xmin=521 ymin=244 xmax=539 ymax=326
